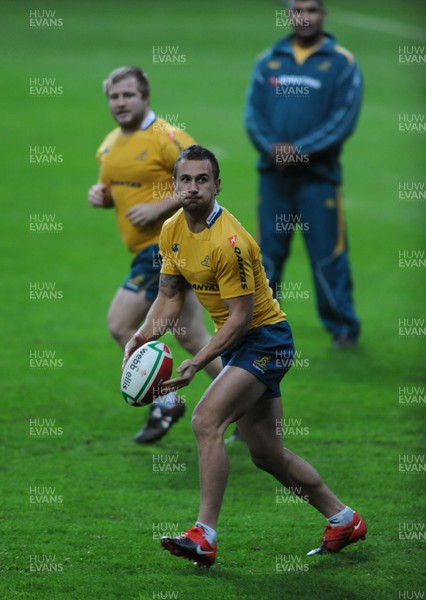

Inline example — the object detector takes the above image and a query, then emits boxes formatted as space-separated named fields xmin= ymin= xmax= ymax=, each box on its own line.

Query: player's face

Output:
xmin=174 ymin=159 xmax=220 ymax=216
xmin=107 ymin=77 xmax=149 ymax=132
xmin=291 ymin=0 xmax=326 ymax=39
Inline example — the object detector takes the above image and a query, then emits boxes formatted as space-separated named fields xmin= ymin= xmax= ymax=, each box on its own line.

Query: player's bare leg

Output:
xmin=160 ymin=366 xmax=265 ymax=566
xmin=191 ymin=366 xmax=270 ymax=529
xmin=238 ymin=394 xmax=367 ymax=554
xmin=161 ymin=366 xmax=366 ymax=563
xmin=191 ymin=366 xmax=343 ymax=528
xmin=108 ymin=287 xmax=152 ymax=349
xmin=237 ymin=395 xmax=344 ymax=517
xmin=174 ymin=289 xmax=222 ymax=379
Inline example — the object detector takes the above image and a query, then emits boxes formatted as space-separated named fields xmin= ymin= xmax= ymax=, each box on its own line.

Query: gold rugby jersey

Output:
xmin=96 ymin=112 xmax=195 ymax=254
xmin=160 ymin=204 xmax=286 ymax=330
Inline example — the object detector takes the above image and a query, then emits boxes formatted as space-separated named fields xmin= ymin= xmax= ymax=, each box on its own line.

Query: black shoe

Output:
xmin=134 ymin=400 xmax=186 ymax=444
xmin=332 ymin=334 xmax=358 ymax=349
xmin=225 ymin=426 xmax=245 ymax=444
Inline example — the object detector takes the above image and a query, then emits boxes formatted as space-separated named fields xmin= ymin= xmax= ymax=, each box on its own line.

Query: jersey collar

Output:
xmin=206 ymin=200 xmax=222 ymax=228
xmin=273 ymin=32 xmax=335 ymax=57
xmin=140 ymin=111 xmax=156 ymax=130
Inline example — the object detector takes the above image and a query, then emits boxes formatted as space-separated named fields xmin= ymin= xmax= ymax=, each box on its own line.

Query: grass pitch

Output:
xmin=2 ymin=0 xmax=425 ymax=598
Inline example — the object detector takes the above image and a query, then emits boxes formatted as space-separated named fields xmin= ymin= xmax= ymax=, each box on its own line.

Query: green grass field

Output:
xmin=2 ymin=0 xmax=425 ymax=598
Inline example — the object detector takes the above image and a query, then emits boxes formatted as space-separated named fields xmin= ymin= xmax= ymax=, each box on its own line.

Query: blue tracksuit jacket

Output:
xmin=244 ymin=33 xmax=363 ymax=184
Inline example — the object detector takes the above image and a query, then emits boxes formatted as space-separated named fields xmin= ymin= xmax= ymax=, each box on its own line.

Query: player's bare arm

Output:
xmin=163 ymin=294 xmax=254 ymax=390
xmin=88 ymin=183 xmax=114 ymax=208
xmin=122 ymin=274 xmax=186 ymax=368
xmin=125 ymin=194 xmax=180 ymax=226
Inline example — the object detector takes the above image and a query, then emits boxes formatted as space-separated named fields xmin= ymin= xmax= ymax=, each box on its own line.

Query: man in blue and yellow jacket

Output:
xmin=245 ymin=0 xmax=362 ymax=348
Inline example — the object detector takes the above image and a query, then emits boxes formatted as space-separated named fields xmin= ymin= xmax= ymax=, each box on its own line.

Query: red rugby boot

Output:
xmin=307 ymin=512 xmax=367 ymax=555
xmin=161 ymin=526 xmax=217 ymax=567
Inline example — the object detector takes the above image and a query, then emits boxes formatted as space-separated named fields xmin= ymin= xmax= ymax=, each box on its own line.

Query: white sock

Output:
xmin=152 ymin=392 xmax=177 ymax=411
xmin=195 ymin=521 xmax=216 ymax=545
xmin=327 ymin=506 xmax=354 ymax=528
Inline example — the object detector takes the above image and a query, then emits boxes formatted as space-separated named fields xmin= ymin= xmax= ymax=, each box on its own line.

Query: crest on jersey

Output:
xmin=172 ymin=243 xmax=179 ymax=252
xmin=135 ymin=150 xmax=148 ymax=161
xmin=317 ymin=60 xmax=332 ymax=71
xmin=201 ymin=256 xmax=210 ymax=267
xmin=227 ymin=235 xmax=237 ymax=249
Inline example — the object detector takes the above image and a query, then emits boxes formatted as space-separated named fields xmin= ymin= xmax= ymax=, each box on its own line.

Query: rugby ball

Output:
xmin=121 ymin=341 xmax=173 ymax=406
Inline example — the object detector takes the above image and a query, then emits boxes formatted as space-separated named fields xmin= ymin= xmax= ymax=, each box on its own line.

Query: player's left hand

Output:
xmin=162 ymin=359 xmax=198 ymax=390
xmin=126 ymin=203 xmax=162 ymax=226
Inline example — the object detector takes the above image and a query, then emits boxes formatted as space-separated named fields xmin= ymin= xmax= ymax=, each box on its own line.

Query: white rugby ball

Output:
xmin=121 ymin=341 xmax=173 ymax=406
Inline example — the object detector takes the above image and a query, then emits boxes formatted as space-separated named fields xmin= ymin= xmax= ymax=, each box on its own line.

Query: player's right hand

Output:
xmin=122 ymin=333 xmax=147 ymax=373
xmin=88 ymin=183 xmax=114 ymax=208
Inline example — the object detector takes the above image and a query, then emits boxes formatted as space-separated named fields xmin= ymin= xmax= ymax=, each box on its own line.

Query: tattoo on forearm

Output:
xmin=160 ymin=274 xmax=185 ymax=291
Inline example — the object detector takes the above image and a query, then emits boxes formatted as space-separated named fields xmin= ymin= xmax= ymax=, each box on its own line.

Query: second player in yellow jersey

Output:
xmin=88 ymin=67 xmax=222 ymax=445
xmin=97 ymin=118 xmax=195 ymax=254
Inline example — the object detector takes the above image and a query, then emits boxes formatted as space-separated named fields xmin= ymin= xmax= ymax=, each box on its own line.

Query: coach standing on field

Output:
xmin=245 ymin=0 xmax=363 ymax=348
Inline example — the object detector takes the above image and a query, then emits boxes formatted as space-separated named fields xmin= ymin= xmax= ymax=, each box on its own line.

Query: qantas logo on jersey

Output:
xmin=317 ymin=60 xmax=332 ymax=71
xmin=192 ymin=283 xmax=219 ymax=291
xmin=227 ymin=235 xmax=237 ymax=249
xmin=233 ymin=246 xmax=248 ymax=290
xmin=269 ymin=75 xmax=322 ymax=89
xmin=110 ymin=180 xmax=141 ymax=188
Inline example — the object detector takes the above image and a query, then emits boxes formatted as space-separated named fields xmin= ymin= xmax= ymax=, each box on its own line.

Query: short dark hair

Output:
xmin=103 ymin=66 xmax=150 ymax=99
xmin=173 ymin=145 xmax=220 ymax=181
